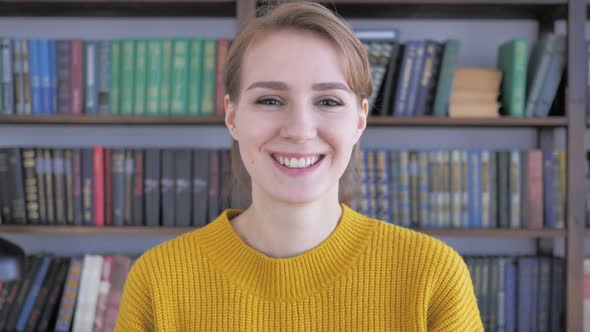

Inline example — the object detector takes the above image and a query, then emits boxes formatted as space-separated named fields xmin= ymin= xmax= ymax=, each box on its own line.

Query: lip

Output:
xmin=270 ymin=153 xmax=325 ymax=176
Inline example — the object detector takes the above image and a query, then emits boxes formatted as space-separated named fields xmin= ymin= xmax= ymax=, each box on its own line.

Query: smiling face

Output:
xmin=225 ymin=28 xmax=368 ymax=205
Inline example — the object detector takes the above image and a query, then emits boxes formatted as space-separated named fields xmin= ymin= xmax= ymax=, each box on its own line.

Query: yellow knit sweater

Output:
xmin=115 ymin=205 xmax=483 ymax=331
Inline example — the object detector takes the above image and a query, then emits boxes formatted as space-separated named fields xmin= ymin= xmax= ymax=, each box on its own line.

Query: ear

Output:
xmin=354 ymin=98 xmax=369 ymax=143
xmin=224 ymin=94 xmax=239 ymax=141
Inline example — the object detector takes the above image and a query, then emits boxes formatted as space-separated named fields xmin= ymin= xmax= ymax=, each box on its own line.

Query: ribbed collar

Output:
xmin=196 ymin=204 xmax=377 ymax=301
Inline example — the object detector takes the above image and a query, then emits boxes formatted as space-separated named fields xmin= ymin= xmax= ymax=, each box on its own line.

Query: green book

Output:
xmin=158 ymin=39 xmax=173 ymax=116
xmin=200 ymin=39 xmax=216 ymax=116
xmin=120 ymin=39 xmax=136 ymax=116
xmin=432 ymin=39 xmax=460 ymax=117
xmin=170 ymin=39 xmax=190 ymax=115
xmin=109 ymin=40 xmax=121 ymax=115
xmin=497 ymin=38 xmax=528 ymax=117
xmin=188 ymin=39 xmax=203 ymax=115
xmin=133 ymin=39 xmax=148 ymax=115
xmin=146 ymin=40 xmax=162 ymax=116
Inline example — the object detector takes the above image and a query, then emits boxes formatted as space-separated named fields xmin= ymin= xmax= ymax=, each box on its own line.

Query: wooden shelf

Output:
xmin=0 ymin=114 xmax=568 ymax=127
xmin=0 ymin=0 xmax=235 ymax=17
xmin=0 ymin=225 xmax=567 ymax=237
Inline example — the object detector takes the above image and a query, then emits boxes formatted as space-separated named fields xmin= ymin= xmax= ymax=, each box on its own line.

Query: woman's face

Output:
xmin=225 ymin=28 xmax=368 ymax=204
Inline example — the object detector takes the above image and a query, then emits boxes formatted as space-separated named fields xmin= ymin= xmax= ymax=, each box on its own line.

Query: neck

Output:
xmin=231 ymin=187 xmax=342 ymax=258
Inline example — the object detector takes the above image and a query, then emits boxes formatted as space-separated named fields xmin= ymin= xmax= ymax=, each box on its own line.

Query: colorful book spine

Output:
xmin=16 ymin=256 xmax=51 ymax=331
xmin=200 ymin=39 xmax=217 ymax=116
xmin=84 ymin=40 xmax=98 ymax=114
xmin=55 ymin=257 xmax=83 ymax=332
xmin=120 ymin=39 xmax=135 ymax=116
xmin=56 ymin=40 xmax=71 ymax=114
xmin=393 ymin=41 xmax=416 ymax=117
xmin=405 ymin=40 xmax=426 ymax=116
xmin=70 ymin=39 xmax=83 ymax=115
xmin=215 ymin=38 xmax=230 ymax=116
xmin=49 ymin=39 xmax=57 ymax=114
xmin=509 ymin=150 xmax=521 ymax=228
xmin=109 ymin=40 xmax=121 ymax=115
xmin=170 ymin=39 xmax=190 ymax=115
xmin=188 ymin=39 xmax=203 ymax=115
xmin=146 ymin=40 xmax=162 ymax=116
xmin=97 ymin=40 xmax=110 ymax=114
xmin=158 ymin=39 xmax=173 ymax=115
xmin=1 ymin=38 xmax=13 ymax=114
xmin=133 ymin=39 xmax=147 ymax=116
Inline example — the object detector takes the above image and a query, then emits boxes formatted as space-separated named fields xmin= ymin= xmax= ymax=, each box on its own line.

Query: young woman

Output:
xmin=116 ymin=2 xmax=483 ymax=331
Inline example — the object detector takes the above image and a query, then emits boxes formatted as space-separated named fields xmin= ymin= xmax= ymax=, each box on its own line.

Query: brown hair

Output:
xmin=223 ymin=1 xmax=372 ymax=208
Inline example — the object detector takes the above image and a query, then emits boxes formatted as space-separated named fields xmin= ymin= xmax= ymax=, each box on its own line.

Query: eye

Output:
xmin=318 ymin=98 xmax=343 ymax=107
xmin=256 ymin=98 xmax=283 ymax=106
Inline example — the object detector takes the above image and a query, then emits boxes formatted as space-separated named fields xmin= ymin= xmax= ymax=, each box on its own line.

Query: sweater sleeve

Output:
xmin=115 ymin=256 xmax=155 ymax=332
xmin=427 ymin=244 xmax=484 ymax=332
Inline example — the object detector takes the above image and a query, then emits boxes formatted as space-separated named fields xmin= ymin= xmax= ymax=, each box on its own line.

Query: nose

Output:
xmin=280 ymin=103 xmax=317 ymax=143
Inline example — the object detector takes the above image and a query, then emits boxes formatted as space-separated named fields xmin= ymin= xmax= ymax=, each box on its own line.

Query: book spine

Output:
xmin=36 ymin=258 xmax=70 ymax=332
xmin=161 ymin=149 xmax=176 ymax=226
xmin=200 ymin=39 xmax=217 ymax=115
xmin=509 ymin=150 xmax=521 ymax=228
xmin=0 ymin=149 xmax=11 ymax=222
xmin=375 ymin=149 xmax=391 ymax=223
xmin=481 ymin=150 xmax=491 ymax=229
xmin=82 ymin=148 xmax=94 ymax=225
xmin=72 ymin=149 xmax=83 ymax=225
xmin=169 ymin=39 xmax=190 ymax=116
xmin=542 ymin=150 xmax=555 ymax=228
xmin=9 ymin=148 xmax=27 ymax=224
xmin=84 ymin=40 xmax=97 ymax=114
xmin=405 ymin=40 xmax=426 ymax=116
xmin=22 ymin=148 xmax=40 ymax=224
xmin=56 ymin=40 xmax=71 ymax=114
xmin=537 ymin=35 xmax=566 ymax=117
xmin=414 ymin=40 xmax=438 ymax=116
xmin=418 ymin=151 xmax=429 ymax=228
xmin=124 ymin=150 xmax=134 ymax=225
xmin=188 ymin=39 xmax=203 ymax=115
xmin=64 ymin=149 xmax=74 ymax=224
xmin=49 ymin=39 xmax=57 ymax=114
xmin=526 ymin=150 xmax=543 ymax=229
xmin=432 ymin=39 xmax=459 ymax=116
xmin=158 ymin=39 xmax=173 ymax=115
xmin=409 ymin=152 xmax=419 ymax=227
xmin=450 ymin=149 xmax=461 ymax=228
xmin=16 ymin=256 xmax=51 ymax=331
xmin=12 ymin=38 xmax=24 ymax=114
xmin=133 ymin=39 xmax=147 ymax=116
xmin=70 ymin=39 xmax=83 ymax=115
xmin=72 ymin=255 xmax=103 ymax=332
xmin=94 ymin=146 xmax=104 ymax=227
xmin=215 ymin=39 xmax=230 ymax=116
xmin=393 ymin=41 xmax=415 ymax=117
xmin=21 ymin=39 xmax=31 ymax=114
xmin=4 ymin=256 xmax=41 ymax=331
xmin=145 ymin=149 xmax=161 ymax=226
xmin=24 ymin=258 xmax=59 ymax=331
xmin=40 ymin=39 xmax=52 ymax=114
xmin=207 ymin=150 xmax=219 ymax=221
xmin=44 ymin=149 xmax=55 ymax=224
xmin=29 ymin=39 xmax=42 ymax=115
xmin=33 ymin=149 xmax=45 ymax=224
xmin=54 ymin=257 xmax=82 ymax=332
xmin=109 ymin=40 xmax=121 ymax=115
xmin=1 ymin=39 xmax=13 ymax=114
xmin=145 ymin=40 xmax=162 ymax=116
xmin=525 ymin=35 xmax=554 ymax=117
xmin=103 ymin=256 xmax=132 ymax=332
xmin=192 ymin=149 xmax=208 ymax=227
xmin=103 ymin=148 xmax=112 ymax=226
xmin=98 ymin=40 xmax=110 ymax=114
xmin=93 ymin=255 xmax=113 ymax=332
xmin=111 ymin=149 xmax=125 ymax=226
xmin=53 ymin=149 xmax=67 ymax=225
xmin=175 ymin=149 xmax=192 ymax=226
xmin=120 ymin=39 xmax=136 ymax=116
xmin=132 ymin=149 xmax=144 ymax=226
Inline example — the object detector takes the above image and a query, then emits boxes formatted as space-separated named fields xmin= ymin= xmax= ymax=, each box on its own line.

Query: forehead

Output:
xmin=241 ymin=29 xmax=348 ymax=88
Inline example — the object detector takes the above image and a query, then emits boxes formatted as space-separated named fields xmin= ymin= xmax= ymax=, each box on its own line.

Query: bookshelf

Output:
xmin=0 ymin=0 xmax=586 ymax=331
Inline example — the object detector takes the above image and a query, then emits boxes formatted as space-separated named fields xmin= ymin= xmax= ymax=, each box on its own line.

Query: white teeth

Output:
xmin=273 ymin=154 xmax=322 ymax=169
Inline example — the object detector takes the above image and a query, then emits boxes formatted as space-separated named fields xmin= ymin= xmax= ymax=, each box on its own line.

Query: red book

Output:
xmin=94 ymin=146 xmax=105 ymax=226
xmin=526 ymin=150 xmax=543 ymax=229
xmin=104 ymin=148 xmax=112 ymax=226
xmin=70 ymin=39 xmax=83 ymax=115
xmin=93 ymin=256 xmax=113 ymax=332
xmin=215 ymin=39 xmax=231 ymax=116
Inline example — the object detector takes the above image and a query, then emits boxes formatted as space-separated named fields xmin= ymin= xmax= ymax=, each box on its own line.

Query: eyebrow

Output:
xmin=245 ymin=81 xmax=351 ymax=94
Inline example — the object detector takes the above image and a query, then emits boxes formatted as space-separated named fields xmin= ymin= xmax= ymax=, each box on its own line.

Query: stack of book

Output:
xmin=448 ymin=68 xmax=502 ymax=118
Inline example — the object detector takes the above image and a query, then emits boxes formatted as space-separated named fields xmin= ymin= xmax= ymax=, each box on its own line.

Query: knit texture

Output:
xmin=115 ymin=205 xmax=483 ymax=331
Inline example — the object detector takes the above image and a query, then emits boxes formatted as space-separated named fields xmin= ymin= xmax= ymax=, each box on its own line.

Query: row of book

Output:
xmin=467 ymin=256 xmax=565 ymax=332
xmin=0 ymin=254 xmax=565 ymax=332
xmin=0 ymin=254 xmax=134 ymax=332
xmin=0 ymin=38 xmax=229 ymax=117
xmin=0 ymin=147 xmax=231 ymax=227
xmin=363 ymin=33 xmax=567 ymax=118
xmin=351 ymin=149 xmax=566 ymax=229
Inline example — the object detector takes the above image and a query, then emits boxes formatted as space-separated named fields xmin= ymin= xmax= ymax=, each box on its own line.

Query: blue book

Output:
xmin=405 ymin=40 xmax=427 ymax=116
xmin=468 ymin=150 xmax=482 ymax=228
xmin=28 ymin=39 xmax=42 ymax=115
xmin=517 ymin=258 xmax=535 ymax=331
xmin=418 ymin=151 xmax=429 ymax=228
xmin=537 ymin=258 xmax=552 ymax=331
xmin=587 ymin=40 xmax=590 ymax=118
xmin=393 ymin=42 xmax=417 ymax=117
xmin=16 ymin=256 xmax=51 ymax=331
xmin=525 ymin=34 xmax=554 ymax=117
xmin=505 ymin=258 xmax=516 ymax=332
xmin=542 ymin=150 xmax=555 ymax=228
xmin=13 ymin=39 xmax=24 ymax=114
xmin=85 ymin=40 xmax=98 ymax=114
xmin=39 ymin=39 xmax=50 ymax=114
xmin=550 ymin=258 xmax=565 ymax=332
xmin=432 ymin=39 xmax=460 ymax=116
xmin=536 ymin=35 xmax=566 ymax=117
xmin=375 ymin=149 xmax=391 ymax=222
xmin=48 ymin=39 xmax=56 ymax=114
